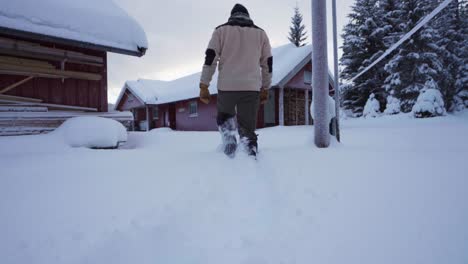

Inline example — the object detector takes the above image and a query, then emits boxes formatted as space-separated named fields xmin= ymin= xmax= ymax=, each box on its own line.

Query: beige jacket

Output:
xmin=200 ymin=18 xmax=272 ymax=92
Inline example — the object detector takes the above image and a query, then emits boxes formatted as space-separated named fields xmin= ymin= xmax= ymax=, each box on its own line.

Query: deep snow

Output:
xmin=1 ymin=112 xmax=468 ymax=264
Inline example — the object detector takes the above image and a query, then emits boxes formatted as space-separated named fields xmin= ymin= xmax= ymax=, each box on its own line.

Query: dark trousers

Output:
xmin=217 ymin=90 xmax=260 ymax=144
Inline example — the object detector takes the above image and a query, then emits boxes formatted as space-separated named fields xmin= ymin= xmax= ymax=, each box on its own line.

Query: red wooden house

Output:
xmin=0 ymin=0 xmax=147 ymax=135
xmin=115 ymin=44 xmax=334 ymax=131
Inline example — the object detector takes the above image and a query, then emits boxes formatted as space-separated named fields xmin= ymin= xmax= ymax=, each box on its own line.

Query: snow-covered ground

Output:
xmin=1 ymin=112 xmax=468 ymax=264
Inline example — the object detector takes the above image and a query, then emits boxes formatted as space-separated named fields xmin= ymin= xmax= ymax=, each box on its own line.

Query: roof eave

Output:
xmin=0 ymin=26 xmax=147 ymax=57
xmin=276 ymin=52 xmax=312 ymax=88
xmin=114 ymin=83 xmax=148 ymax=111
xmin=275 ymin=51 xmax=335 ymax=89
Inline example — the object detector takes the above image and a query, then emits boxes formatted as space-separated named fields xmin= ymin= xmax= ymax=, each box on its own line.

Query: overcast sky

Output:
xmin=108 ymin=0 xmax=354 ymax=103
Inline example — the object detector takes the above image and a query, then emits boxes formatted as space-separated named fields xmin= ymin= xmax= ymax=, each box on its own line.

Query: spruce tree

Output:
xmin=288 ymin=6 xmax=308 ymax=47
xmin=383 ymin=0 xmax=444 ymax=113
xmin=456 ymin=0 xmax=468 ymax=108
xmin=380 ymin=0 xmax=404 ymax=48
xmin=340 ymin=0 xmax=387 ymax=116
xmin=434 ymin=0 xmax=468 ymax=111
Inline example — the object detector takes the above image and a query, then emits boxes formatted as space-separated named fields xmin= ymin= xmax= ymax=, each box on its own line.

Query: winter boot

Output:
xmin=241 ymin=136 xmax=258 ymax=158
xmin=218 ymin=117 xmax=237 ymax=158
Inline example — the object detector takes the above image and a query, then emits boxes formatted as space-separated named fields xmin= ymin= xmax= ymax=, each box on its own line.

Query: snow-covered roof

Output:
xmin=0 ymin=0 xmax=148 ymax=56
xmin=117 ymin=44 xmax=329 ymax=107
xmin=271 ymin=44 xmax=312 ymax=86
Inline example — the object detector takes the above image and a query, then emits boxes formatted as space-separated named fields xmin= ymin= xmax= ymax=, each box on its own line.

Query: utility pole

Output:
xmin=332 ymin=0 xmax=341 ymax=142
xmin=311 ymin=0 xmax=330 ymax=148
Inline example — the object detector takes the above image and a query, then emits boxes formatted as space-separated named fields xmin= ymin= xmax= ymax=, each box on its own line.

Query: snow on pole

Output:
xmin=311 ymin=0 xmax=330 ymax=148
xmin=331 ymin=0 xmax=341 ymax=142
xmin=279 ymin=87 xmax=285 ymax=126
xmin=349 ymin=0 xmax=454 ymax=84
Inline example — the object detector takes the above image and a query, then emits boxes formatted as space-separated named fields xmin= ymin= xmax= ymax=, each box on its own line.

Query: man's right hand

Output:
xmin=199 ymin=83 xmax=211 ymax=104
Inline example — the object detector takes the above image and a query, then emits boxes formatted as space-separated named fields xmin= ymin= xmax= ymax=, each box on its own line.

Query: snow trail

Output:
xmin=1 ymin=114 xmax=468 ymax=264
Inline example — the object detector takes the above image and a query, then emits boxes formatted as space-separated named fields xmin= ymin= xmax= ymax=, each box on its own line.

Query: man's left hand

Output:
xmin=260 ymin=88 xmax=268 ymax=105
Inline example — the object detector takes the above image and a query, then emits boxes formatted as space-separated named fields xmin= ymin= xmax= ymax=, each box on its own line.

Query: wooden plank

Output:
xmin=0 ymin=56 xmax=55 ymax=69
xmin=0 ymin=98 xmax=31 ymax=105
xmin=0 ymin=37 xmax=104 ymax=64
xmin=0 ymin=106 xmax=48 ymax=112
xmin=0 ymin=76 xmax=34 ymax=94
xmin=0 ymin=94 xmax=43 ymax=103
xmin=36 ymin=102 xmax=97 ymax=112
xmin=0 ymin=48 xmax=103 ymax=67
xmin=0 ymin=63 xmax=102 ymax=81
xmin=0 ymin=98 xmax=96 ymax=111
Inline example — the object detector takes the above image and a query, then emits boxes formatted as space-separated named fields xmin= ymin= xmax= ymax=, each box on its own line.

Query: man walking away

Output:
xmin=199 ymin=3 xmax=273 ymax=158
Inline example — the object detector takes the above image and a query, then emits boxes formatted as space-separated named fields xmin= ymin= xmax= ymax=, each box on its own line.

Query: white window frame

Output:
xmin=188 ymin=101 xmax=198 ymax=117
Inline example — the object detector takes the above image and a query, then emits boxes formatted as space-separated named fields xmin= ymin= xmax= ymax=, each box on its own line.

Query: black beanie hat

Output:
xmin=231 ymin=3 xmax=249 ymax=16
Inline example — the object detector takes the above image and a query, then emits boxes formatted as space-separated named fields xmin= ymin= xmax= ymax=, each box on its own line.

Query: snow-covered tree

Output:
xmin=384 ymin=91 xmax=401 ymax=115
xmin=380 ymin=0 xmax=405 ymax=48
xmin=288 ymin=6 xmax=308 ymax=47
xmin=456 ymin=0 xmax=468 ymax=109
xmin=363 ymin=93 xmax=381 ymax=118
xmin=412 ymin=79 xmax=446 ymax=118
xmin=383 ymin=0 xmax=444 ymax=113
xmin=340 ymin=0 xmax=388 ymax=116
xmin=433 ymin=0 xmax=468 ymax=111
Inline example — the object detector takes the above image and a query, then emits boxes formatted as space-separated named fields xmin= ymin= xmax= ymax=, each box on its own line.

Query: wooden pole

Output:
xmin=0 ymin=76 xmax=34 ymax=94
xmin=279 ymin=87 xmax=284 ymax=126
xmin=311 ymin=0 xmax=330 ymax=148
xmin=332 ymin=0 xmax=341 ymax=142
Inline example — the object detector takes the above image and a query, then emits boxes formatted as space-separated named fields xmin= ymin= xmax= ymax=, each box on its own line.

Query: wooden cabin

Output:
xmin=115 ymin=44 xmax=334 ymax=131
xmin=0 ymin=0 xmax=147 ymax=135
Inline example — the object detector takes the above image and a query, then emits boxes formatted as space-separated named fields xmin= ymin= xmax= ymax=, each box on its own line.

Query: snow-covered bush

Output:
xmin=54 ymin=116 xmax=127 ymax=148
xmin=452 ymin=95 xmax=466 ymax=112
xmin=310 ymin=95 xmax=336 ymax=124
xmin=456 ymin=90 xmax=468 ymax=110
xmin=412 ymin=88 xmax=446 ymax=118
xmin=363 ymin=93 xmax=381 ymax=118
xmin=384 ymin=93 xmax=401 ymax=115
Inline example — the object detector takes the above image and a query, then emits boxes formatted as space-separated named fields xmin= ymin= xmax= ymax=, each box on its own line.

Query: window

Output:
xmin=304 ymin=70 xmax=312 ymax=85
xmin=153 ymin=107 xmax=159 ymax=120
xmin=188 ymin=101 xmax=198 ymax=117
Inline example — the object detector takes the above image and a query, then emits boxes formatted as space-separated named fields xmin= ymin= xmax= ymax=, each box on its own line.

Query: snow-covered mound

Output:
xmin=54 ymin=116 xmax=127 ymax=148
xmin=363 ymin=93 xmax=381 ymax=118
xmin=412 ymin=88 xmax=446 ymax=118
xmin=384 ymin=94 xmax=401 ymax=115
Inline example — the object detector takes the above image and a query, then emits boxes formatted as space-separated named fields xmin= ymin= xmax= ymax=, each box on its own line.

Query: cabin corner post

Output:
xmin=145 ymin=105 xmax=150 ymax=132
xmin=305 ymin=89 xmax=310 ymax=125
xmin=279 ymin=87 xmax=284 ymax=126
xmin=311 ymin=0 xmax=330 ymax=148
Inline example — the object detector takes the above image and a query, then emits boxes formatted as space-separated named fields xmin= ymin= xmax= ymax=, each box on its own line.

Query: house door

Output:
xmin=264 ymin=89 xmax=276 ymax=127
xmin=168 ymin=104 xmax=176 ymax=130
xmin=164 ymin=110 xmax=170 ymax=127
